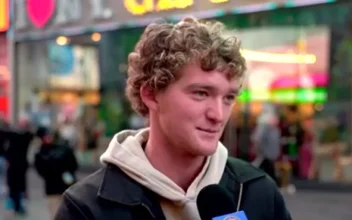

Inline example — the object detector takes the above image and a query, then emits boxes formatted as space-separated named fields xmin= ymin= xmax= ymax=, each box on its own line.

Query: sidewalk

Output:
xmin=284 ymin=191 xmax=352 ymax=220
xmin=0 ymin=170 xmax=87 ymax=220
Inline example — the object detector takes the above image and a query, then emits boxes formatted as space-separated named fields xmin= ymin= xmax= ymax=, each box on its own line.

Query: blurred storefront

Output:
xmin=0 ymin=0 xmax=9 ymax=120
xmin=215 ymin=26 xmax=330 ymax=185
xmin=11 ymin=0 xmax=352 ymax=182
xmin=15 ymin=36 xmax=101 ymax=121
xmin=218 ymin=2 xmax=352 ymax=184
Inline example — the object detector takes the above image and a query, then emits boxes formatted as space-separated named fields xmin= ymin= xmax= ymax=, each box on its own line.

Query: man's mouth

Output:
xmin=196 ymin=127 xmax=219 ymax=133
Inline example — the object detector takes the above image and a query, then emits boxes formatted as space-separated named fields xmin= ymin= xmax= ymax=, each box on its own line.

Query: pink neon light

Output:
xmin=0 ymin=96 xmax=8 ymax=119
xmin=27 ymin=0 xmax=55 ymax=29
xmin=270 ymin=73 xmax=328 ymax=88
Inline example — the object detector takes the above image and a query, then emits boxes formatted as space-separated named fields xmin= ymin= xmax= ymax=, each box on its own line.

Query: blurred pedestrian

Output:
xmin=299 ymin=129 xmax=313 ymax=179
xmin=3 ymin=116 xmax=34 ymax=216
xmin=280 ymin=105 xmax=304 ymax=177
xmin=252 ymin=104 xmax=281 ymax=185
xmin=58 ymin=117 xmax=78 ymax=149
xmin=34 ymin=128 xmax=78 ymax=218
xmin=0 ymin=114 xmax=9 ymax=196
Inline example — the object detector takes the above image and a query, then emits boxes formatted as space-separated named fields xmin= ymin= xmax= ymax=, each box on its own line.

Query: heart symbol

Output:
xmin=26 ymin=0 xmax=55 ymax=28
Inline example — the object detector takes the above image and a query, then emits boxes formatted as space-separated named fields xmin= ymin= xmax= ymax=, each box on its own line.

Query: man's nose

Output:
xmin=206 ymin=99 xmax=224 ymax=123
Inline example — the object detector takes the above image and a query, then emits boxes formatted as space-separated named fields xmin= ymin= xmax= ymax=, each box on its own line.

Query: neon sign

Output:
xmin=0 ymin=0 xmax=9 ymax=32
xmin=237 ymin=88 xmax=327 ymax=103
xmin=26 ymin=0 xmax=55 ymax=28
xmin=210 ymin=0 xmax=229 ymax=3
xmin=123 ymin=0 xmax=194 ymax=15
xmin=15 ymin=0 xmax=112 ymax=29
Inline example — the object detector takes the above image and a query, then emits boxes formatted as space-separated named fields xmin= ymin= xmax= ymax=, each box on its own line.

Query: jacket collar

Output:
xmin=97 ymin=158 xmax=265 ymax=206
xmin=98 ymin=163 xmax=148 ymax=205
xmin=97 ymin=163 xmax=165 ymax=219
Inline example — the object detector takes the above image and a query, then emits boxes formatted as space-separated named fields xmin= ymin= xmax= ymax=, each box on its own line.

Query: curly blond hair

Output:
xmin=126 ymin=17 xmax=247 ymax=116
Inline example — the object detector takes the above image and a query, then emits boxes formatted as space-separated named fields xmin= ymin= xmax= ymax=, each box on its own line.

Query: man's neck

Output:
xmin=144 ymin=133 xmax=206 ymax=192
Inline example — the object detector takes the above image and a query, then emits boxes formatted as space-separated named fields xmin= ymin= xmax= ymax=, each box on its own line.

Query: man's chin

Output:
xmin=196 ymin=143 xmax=218 ymax=156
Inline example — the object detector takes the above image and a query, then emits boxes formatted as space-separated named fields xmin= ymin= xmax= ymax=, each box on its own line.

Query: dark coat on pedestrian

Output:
xmin=35 ymin=143 xmax=78 ymax=195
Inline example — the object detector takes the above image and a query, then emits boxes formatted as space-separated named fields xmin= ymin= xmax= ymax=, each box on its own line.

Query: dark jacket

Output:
xmin=34 ymin=143 xmax=78 ymax=195
xmin=1 ymin=127 xmax=33 ymax=170
xmin=54 ymin=158 xmax=292 ymax=220
xmin=1 ymin=127 xmax=34 ymax=192
xmin=0 ymin=122 xmax=9 ymax=157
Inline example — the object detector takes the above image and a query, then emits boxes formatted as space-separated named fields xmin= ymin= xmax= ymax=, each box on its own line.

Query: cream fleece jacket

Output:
xmin=100 ymin=128 xmax=228 ymax=220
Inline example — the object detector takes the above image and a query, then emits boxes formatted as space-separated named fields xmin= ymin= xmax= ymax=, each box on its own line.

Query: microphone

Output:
xmin=197 ymin=184 xmax=247 ymax=220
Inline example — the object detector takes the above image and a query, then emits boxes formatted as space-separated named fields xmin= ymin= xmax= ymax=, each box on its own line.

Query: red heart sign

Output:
xmin=26 ymin=0 xmax=55 ymax=28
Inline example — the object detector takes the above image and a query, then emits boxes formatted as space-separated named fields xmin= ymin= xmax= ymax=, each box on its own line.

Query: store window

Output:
xmin=16 ymin=34 xmax=102 ymax=166
xmin=16 ymin=37 xmax=101 ymax=121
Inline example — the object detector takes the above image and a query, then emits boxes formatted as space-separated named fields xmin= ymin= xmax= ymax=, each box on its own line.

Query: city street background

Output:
xmin=0 ymin=169 xmax=351 ymax=220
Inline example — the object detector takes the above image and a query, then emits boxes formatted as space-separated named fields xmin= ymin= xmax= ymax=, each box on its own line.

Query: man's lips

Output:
xmin=196 ymin=127 xmax=219 ymax=133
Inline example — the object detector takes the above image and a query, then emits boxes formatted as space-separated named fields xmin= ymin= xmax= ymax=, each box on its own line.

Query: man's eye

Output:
xmin=224 ymin=95 xmax=236 ymax=105
xmin=194 ymin=91 xmax=208 ymax=97
xmin=225 ymin=95 xmax=236 ymax=101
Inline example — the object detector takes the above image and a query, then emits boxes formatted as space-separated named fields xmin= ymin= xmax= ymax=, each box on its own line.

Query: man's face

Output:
xmin=155 ymin=64 xmax=239 ymax=157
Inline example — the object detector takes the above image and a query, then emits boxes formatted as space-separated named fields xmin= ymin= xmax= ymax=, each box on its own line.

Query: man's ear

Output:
xmin=140 ymin=84 xmax=158 ymax=111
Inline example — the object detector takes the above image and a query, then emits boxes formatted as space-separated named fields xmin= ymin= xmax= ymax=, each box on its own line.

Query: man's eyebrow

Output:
xmin=186 ymin=83 xmax=215 ymax=90
xmin=186 ymin=83 xmax=239 ymax=94
xmin=228 ymin=88 xmax=239 ymax=95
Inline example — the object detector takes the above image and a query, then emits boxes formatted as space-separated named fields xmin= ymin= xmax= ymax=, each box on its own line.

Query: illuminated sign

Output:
xmin=15 ymin=0 xmax=113 ymax=29
xmin=26 ymin=0 xmax=55 ymax=28
xmin=237 ymin=88 xmax=327 ymax=103
xmin=16 ymin=0 xmax=313 ymax=36
xmin=0 ymin=34 xmax=8 ymax=119
xmin=0 ymin=0 xmax=9 ymax=32
xmin=210 ymin=0 xmax=229 ymax=3
xmin=17 ymin=0 xmax=229 ymax=29
xmin=123 ymin=0 xmax=194 ymax=15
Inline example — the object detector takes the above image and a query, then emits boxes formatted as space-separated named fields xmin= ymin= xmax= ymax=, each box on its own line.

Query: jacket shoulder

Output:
xmin=66 ymin=168 xmax=104 ymax=197
xmin=225 ymin=157 xmax=278 ymax=196
xmin=66 ymin=168 xmax=104 ymax=202
xmin=225 ymin=157 xmax=266 ymax=182
xmin=225 ymin=158 xmax=291 ymax=220
xmin=55 ymin=165 xmax=140 ymax=220
xmin=55 ymin=168 xmax=105 ymax=220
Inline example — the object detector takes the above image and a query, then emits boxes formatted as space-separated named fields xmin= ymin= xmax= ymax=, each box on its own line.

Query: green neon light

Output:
xmin=237 ymin=88 xmax=327 ymax=103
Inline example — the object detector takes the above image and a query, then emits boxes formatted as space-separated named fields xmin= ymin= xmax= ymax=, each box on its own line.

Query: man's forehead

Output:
xmin=178 ymin=63 xmax=242 ymax=85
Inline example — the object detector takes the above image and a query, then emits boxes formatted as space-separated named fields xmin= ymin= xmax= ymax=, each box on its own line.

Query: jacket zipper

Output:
xmin=236 ymin=183 xmax=244 ymax=212
xmin=141 ymin=203 xmax=156 ymax=219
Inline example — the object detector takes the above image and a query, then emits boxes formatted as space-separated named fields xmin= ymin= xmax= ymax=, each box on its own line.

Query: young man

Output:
xmin=54 ymin=17 xmax=292 ymax=220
